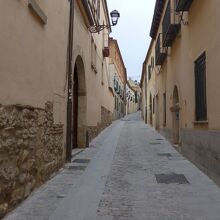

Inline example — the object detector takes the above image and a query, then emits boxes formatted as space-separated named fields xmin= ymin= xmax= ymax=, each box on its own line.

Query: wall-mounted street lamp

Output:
xmin=89 ymin=10 xmax=120 ymax=33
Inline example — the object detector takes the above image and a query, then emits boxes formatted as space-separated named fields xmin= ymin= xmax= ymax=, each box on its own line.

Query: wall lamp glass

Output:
xmin=89 ymin=10 xmax=120 ymax=33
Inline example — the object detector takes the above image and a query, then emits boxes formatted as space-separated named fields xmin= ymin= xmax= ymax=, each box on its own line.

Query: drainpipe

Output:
xmin=66 ymin=0 xmax=75 ymax=162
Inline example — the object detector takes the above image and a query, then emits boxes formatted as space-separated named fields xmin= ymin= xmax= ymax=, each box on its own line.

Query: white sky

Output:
xmin=107 ymin=0 xmax=156 ymax=81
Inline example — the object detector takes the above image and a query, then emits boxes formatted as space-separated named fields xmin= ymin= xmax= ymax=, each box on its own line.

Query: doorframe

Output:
xmin=72 ymin=66 xmax=78 ymax=148
xmin=170 ymin=86 xmax=181 ymax=144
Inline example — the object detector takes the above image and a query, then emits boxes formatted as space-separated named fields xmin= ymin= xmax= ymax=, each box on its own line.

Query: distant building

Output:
xmin=128 ymin=79 xmax=141 ymax=110
xmin=109 ymin=38 xmax=127 ymax=120
xmin=126 ymin=79 xmax=141 ymax=114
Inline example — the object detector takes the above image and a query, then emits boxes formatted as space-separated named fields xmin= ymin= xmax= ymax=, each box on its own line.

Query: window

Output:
xmin=163 ymin=93 xmax=166 ymax=125
xmin=115 ymin=96 xmax=117 ymax=110
xmin=151 ymin=56 xmax=154 ymax=69
xmin=153 ymin=97 xmax=155 ymax=114
xmin=91 ymin=38 xmax=97 ymax=73
xmin=101 ymin=62 xmax=104 ymax=85
xmin=194 ymin=52 xmax=207 ymax=121
xmin=148 ymin=65 xmax=152 ymax=80
xmin=135 ymin=92 xmax=138 ymax=103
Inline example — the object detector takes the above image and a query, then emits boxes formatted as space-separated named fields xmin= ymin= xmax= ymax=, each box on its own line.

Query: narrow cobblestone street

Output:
xmin=4 ymin=112 xmax=220 ymax=220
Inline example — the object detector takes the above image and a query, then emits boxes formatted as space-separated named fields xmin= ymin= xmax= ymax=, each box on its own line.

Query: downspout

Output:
xmin=66 ymin=0 xmax=75 ymax=162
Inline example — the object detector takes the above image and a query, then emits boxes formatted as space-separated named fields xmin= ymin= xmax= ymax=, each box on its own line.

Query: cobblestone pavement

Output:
xmin=4 ymin=112 xmax=220 ymax=220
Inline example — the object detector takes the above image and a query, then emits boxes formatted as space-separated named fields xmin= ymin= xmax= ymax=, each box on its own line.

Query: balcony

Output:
xmin=155 ymin=34 xmax=167 ymax=66
xmin=114 ymin=80 xmax=118 ymax=92
xmin=176 ymin=0 xmax=193 ymax=12
xmin=162 ymin=0 xmax=181 ymax=47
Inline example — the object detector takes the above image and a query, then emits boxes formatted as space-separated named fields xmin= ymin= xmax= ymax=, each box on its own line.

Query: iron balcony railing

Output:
xmin=162 ymin=0 xmax=181 ymax=47
xmin=155 ymin=33 xmax=167 ymax=66
xmin=176 ymin=0 xmax=193 ymax=12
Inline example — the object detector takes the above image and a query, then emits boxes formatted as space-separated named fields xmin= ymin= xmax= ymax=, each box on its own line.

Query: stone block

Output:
xmin=19 ymin=150 xmax=29 ymax=164
xmin=181 ymin=129 xmax=220 ymax=186
xmin=10 ymin=187 xmax=24 ymax=206
xmin=0 ymin=166 xmax=19 ymax=182
xmin=24 ymin=182 xmax=33 ymax=198
xmin=20 ymin=159 xmax=36 ymax=172
xmin=0 ymin=203 xmax=8 ymax=218
xmin=18 ymin=173 xmax=27 ymax=184
xmin=0 ymin=102 xmax=64 ymax=217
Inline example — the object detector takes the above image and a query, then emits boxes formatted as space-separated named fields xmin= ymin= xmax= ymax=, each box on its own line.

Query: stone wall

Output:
xmin=0 ymin=102 xmax=64 ymax=217
xmin=159 ymin=127 xmax=220 ymax=186
xmin=87 ymin=106 xmax=112 ymax=143
xmin=101 ymin=106 xmax=112 ymax=129
xmin=181 ymin=129 xmax=220 ymax=186
xmin=159 ymin=127 xmax=171 ymax=141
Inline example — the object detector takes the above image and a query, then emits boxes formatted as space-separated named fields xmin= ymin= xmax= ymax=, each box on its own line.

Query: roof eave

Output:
xmin=149 ymin=0 xmax=166 ymax=39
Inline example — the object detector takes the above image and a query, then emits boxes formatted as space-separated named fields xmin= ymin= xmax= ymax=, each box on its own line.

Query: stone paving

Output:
xmin=4 ymin=112 xmax=220 ymax=220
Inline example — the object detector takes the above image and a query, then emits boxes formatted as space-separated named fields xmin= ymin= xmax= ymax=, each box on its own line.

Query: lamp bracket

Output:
xmin=89 ymin=24 xmax=113 ymax=33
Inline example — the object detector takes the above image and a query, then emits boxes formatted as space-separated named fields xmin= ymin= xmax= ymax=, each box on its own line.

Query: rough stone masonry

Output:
xmin=0 ymin=102 xmax=64 ymax=218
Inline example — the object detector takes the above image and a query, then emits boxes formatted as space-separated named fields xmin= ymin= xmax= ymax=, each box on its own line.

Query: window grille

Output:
xmin=194 ymin=52 xmax=207 ymax=121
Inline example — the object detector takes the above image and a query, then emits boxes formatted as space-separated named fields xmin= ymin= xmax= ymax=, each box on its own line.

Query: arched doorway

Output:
xmin=72 ymin=56 xmax=87 ymax=148
xmin=149 ymin=93 xmax=153 ymax=125
xmin=171 ymin=86 xmax=180 ymax=144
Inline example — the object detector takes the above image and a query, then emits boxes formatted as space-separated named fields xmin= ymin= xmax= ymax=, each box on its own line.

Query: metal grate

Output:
xmin=155 ymin=173 xmax=190 ymax=184
xmin=66 ymin=165 xmax=87 ymax=170
xmin=72 ymin=159 xmax=90 ymax=164
xmin=149 ymin=142 xmax=161 ymax=145
xmin=57 ymin=195 xmax=65 ymax=199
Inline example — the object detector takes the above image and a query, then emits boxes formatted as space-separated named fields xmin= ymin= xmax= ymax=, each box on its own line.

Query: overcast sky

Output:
xmin=107 ymin=0 xmax=156 ymax=82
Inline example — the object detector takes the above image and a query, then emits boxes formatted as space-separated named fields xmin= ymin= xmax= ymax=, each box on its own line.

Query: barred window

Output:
xmin=163 ymin=93 xmax=166 ymax=125
xmin=91 ymin=38 xmax=97 ymax=73
xmin=194 ymin=52 xmax=207 ymax=121
xmin=148 ymin=65 xmax=152 ymax=81
xmin=151 ymin=56 xmax=154 ymax=68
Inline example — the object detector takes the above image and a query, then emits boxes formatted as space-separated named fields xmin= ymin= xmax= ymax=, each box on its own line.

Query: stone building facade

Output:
xmin=0 ymin=0 xmax=69 ymax=216
xmin=72 ymin=0 xmax=114 ymax=145
xmin=109 ymin=38 xmax=127 ymax=120
xmin=0 ymin=0 xmax=116 ymax=216
xmin=127 ymin=79 xmax=141 ymax=112
xmin=140 ymin=0 xmax=220 ymax=185
xmin=126 ymin=83 xmax=137 ymax=115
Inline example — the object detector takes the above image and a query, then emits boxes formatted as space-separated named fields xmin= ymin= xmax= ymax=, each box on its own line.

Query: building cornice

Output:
xmin=77 ymin=0 xmax=94 ymax=27
xmin=149 ymin=0 xmax=166 ymax=39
